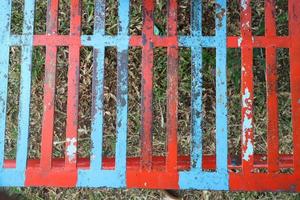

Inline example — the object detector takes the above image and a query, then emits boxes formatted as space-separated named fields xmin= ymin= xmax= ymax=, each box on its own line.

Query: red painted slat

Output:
xmin=140 ymin=0 xmax=154 ymax=171
xmin=40 ymin=0 xmax=59 ymax=170
xmin=5 ymin=154 xmax=297 ymax=170
xmin=227 ymin=36 xmax=291 ymax=48
xmin=265 ymin=0 xmax=279 ymax=174
xmin=166 ymin=0 xmax=178 ymax=173
xmin=240 ymin=0 xmax=254 ymax=173
xmin=65 ymin=0 xmax=81 ymax=169
xmin=266 ymin=46 xmax=279 ymax=173
xmin=127 ymin=0 xmax=180 ymax=189
xmin=25 ymin=0 xmax=77 ymax=187
xmin=40 ymin=46 xmax=57 ymax=169
xmin=289 ymin=0 xmax=300 ymax=174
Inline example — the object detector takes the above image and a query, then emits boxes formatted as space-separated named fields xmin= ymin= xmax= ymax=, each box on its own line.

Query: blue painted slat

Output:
xmin=78 ymin=0 xmax=130 ymax=187
xmin=16 ymin=0 xmax=35 ymax=171
xmin=190 ymin=45 xmax=203 ymax=170
xmin=178 ymin=36 xmax=216 ymax=48
xmin=0 ymin=0 xmax=35 ymax=187
xmin=179 ymin=0 xmax=228 ymax=190
xmin=90 ymin=48 xmax=105 ymax=170
xmin=89 ymin=0 xmax=106 ymax=171
xmin=114 ymin=0 xmax=130 ymax=184
xmin=93 ymin=0 xmax=105 ymax=36
xmin=0 ymin=0 xmax=12 ymax=170
xmin=215 ymin=0 xmax=227 ymax=174
xmin=191 ymin=0 xmax=202 ymax=35
xmin=77 ymin=0 xmax=105 ymax=186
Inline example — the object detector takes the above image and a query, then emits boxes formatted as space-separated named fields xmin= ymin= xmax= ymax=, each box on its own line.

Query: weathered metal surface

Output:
xmin=229 ymin=0 xmax=300 ymax=191
xmin=0 ymin=0 xmax=35 ymax=186
xmin=178 ymin=0 xmax=228 ymax=190
xmin=0 ymin=0 xmax=299 ymax=191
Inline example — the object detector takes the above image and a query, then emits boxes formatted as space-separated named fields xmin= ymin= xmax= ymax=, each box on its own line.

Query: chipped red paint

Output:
xmin=127 ymin=0 xmax=180 ymax=189
xmin=25 ymin=0 xmax=81 ymax=187
xmin=229 ymin=0 xmax=300 ymax=191
xmin=290 ymin=0 xmax=300 ymax=178
xmin=4 ymin=154 xmax=298 ymax=170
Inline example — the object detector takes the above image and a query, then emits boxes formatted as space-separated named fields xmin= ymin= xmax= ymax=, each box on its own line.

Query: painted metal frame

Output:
xmin=0 ymin=0 xmax=299 ymax=191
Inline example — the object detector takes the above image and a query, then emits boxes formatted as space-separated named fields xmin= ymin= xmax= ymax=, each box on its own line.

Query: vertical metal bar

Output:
xmin=93 ymin=0 xmax=105 ymax=36
xmin=191 ymin=0 xmax=202 ymax=170
xmin=266 ymin=46 xmax=279 ymax=173
xmin=265 ymin=0 xmax=279 ymax=174
xmin=90 ymin=0 xmax=105 ymax=171
xmin=0 ymin=0 xmax=12 ymax=168
xmin=16 ymin=0 xmax=35 ymax=170
xmin=90 ymin=48 xmax=105 ymax=171
xmin=166 ymin=0 xmax=178 ymax=172
xmin=141 ymin=0 xmax=154 ymax=171
xmin=191 ymin=0 xmax=202 ymax=35
xmin=215 ymin=0 xmax=227 ymax=173
xmin=40 ymin=0 xmax=59 ymax=169
xmin=78 ymin=0 xmax=130 ymax=188
xmin=190 ymin=0 xmax=203 ymax=171
xmin=115 ymin=0 xmax=130 ymax=178
xmin=265 ymin=0 xmax=276 ymax=36
xmin=190 ymin=45 xmax=203 ymax=170
xmin=46 ymin=0 xmax=59 ymax=35
xmin=65 ymin=0 xmax=81 ymax=168
xmin=240 ymin=0 xmax=254 ymax=173
xmin=289 ymin=0 xmax=300 ymax=174
xmin=179 ymin=0 xmax=228 ymax=190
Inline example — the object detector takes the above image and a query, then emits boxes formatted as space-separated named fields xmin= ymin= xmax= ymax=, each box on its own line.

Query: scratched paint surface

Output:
xmin=0 ymin=0 xmax=299 ymax=191
xmin=178 ymin=0 xmax=228 ymax=190
xmin=0 ymin=0 xmax=35 ymax=186
xmin=77 ymin=0 xmax=130 ymax=188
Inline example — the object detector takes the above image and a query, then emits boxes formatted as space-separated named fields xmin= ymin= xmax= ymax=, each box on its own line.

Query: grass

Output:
xmin=2 ymin=0 xmax=298 ymax=199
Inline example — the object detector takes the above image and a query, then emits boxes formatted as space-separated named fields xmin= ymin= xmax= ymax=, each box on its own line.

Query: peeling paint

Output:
xmin=238 ymin=37 xmax=242 ymax=47
xmin=242 ymin=87 xmax=250 ymax=108
xmin=0 ymin=0 xmax=35 ymax=187
xmin=242 ymin=21 xmax=250 ymax=29
xmin=243 ymin=139 xmax=253 ymax=161
xmin=78 ymin=0 xmax=129 ymax=188
xmin=243 ymin=114 xmax=252 ymax=137
xmin=241 ymin=0 xmax=247 ymax=11
xmin=179 ymin=0 xmax=228 ymax=190
xmin=66 ymin=137 xmax=77 ymax=162
xmin=0 ymin=0 xmax=299 ymax=191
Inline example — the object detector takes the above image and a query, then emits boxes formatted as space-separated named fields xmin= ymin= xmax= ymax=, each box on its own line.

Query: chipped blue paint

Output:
xmin=0 ymin=0 xmax=12 ymax=170
xmin=0 ymin=0 xmax=35 ymax=186
xmin=77 ymin=0 xmax=129 ymax=188
xmin=243 ymin=139 xmax=253 ymax=161
xmin=178 ymin=36 xmax=216 ymax=48
xmin=179 ymin=0 xmax=228 ymax=190
xmin=215 ymin=0 xmax=228 ymax=178
xmin=190 ymin=45 xmax=203 ymax=171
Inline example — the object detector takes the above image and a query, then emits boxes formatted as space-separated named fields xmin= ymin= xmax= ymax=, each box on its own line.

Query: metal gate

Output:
xmin=0 ymin=0 xmax=299 ymax=191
